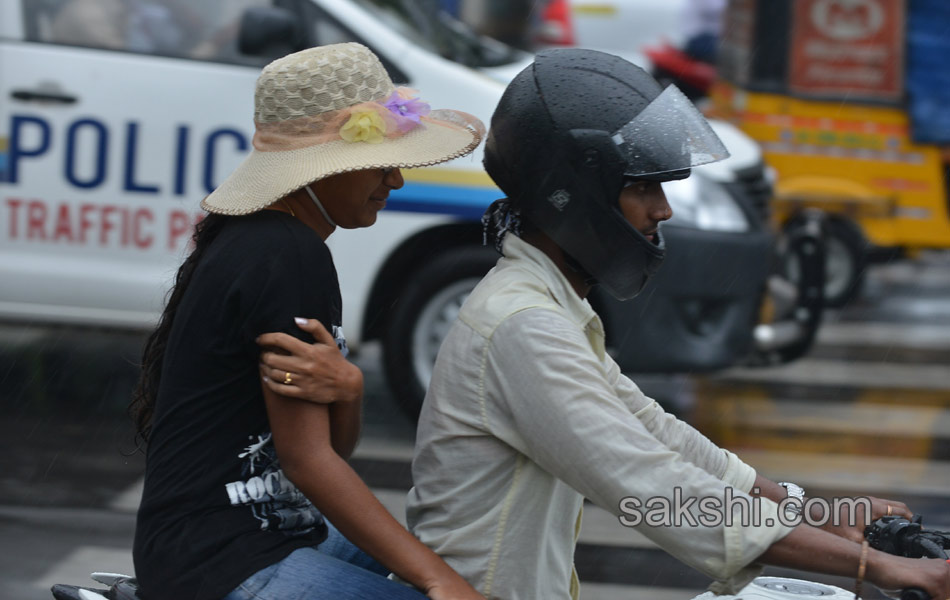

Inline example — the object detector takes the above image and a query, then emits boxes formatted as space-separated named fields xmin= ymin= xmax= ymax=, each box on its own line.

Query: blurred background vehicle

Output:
xmin=454 ymin=0 xmax=723 ymax=100
xmin=711 ymin=0 xmax=950 ymax=307
xmin=1 ymin=0 xmax=821 ymax=422
xmin=452 ymin=0 xmax=720 ymax=75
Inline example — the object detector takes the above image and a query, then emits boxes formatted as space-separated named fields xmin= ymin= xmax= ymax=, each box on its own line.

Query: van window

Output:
xmin=21 ymin=0 xmax=274 ymax=66
xmin=353 ymin=0 xmax=524 ymax=69
xmin=297 ymin=1 xmax=409 ymax=84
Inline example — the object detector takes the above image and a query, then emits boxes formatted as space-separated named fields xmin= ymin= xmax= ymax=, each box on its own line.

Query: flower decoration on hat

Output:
xmin=338 ymin=88 xmax=432 ymax=144
xmin=383 ymin=89 xmax=431 ymax=131
xmin=340 ymin=109 xmax=387 ymax=144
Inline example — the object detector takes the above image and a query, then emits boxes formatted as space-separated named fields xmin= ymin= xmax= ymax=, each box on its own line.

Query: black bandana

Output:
xmin=481 ymin=198 xmax=524 ymax=253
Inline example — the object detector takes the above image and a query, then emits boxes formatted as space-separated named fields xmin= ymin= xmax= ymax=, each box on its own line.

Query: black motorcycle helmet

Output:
xmin=483 ymin=48 xmax=729 ymax=300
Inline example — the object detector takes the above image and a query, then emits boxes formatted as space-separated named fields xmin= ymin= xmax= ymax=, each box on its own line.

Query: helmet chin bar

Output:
xmin=562 ymin=131 xmax=667 ymax=301
xmin=564 ymin=253 xmax=598 ymax=288
xmin=511 ymin=128 xmax=668 ymax=302
xmin=561 ymin=216 xmax=668 ymax=299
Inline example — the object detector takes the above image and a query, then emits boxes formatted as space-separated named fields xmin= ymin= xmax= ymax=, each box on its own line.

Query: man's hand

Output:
xmin=752 ymin=476 xmax=914 ymax=542
xmin=818 ymin=495 xmax=912 ymax=543
xmin=257 ymin=318 xmax=363 ymax=404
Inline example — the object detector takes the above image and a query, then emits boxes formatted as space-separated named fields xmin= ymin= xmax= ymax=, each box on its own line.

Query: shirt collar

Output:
xmin=500 ymin=234 xmax=600 ymax=330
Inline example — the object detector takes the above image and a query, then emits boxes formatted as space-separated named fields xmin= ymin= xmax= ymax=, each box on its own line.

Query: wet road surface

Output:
xmin=1 ymin=252 xmax=948 ymax=600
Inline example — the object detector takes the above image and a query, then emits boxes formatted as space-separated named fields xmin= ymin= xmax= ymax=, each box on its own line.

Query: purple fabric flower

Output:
xmin=383 ymin=91 xmax=431 ymax=132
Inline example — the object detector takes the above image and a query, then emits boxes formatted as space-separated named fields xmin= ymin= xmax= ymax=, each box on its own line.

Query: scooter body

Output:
xmin=50 ymin=519 xmax=941 ymax=599
xmin=694 ymin=576 xmax=854 ymax=599
xmin=50 ymin=572 xmax=139 ymax=600
xmin=52 ymin=573 xmax=852 ymax=600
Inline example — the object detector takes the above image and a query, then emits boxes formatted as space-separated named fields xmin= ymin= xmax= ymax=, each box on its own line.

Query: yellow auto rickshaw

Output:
xmin=710 ymin=0 xmax=950 ymax=305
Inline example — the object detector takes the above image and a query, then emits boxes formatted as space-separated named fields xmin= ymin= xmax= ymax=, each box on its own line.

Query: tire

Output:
xmin=756 ymin=213 xmax=825 ymax=365
xmin=785 ymin=217 xmax=866 ymax=308
xmin=382 ymin=246 xmax=499 ymax=421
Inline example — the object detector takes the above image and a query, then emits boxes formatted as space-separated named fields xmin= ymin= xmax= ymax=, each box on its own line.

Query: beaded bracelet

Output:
xmin=853 ymin=539 xmax=869 ymax=599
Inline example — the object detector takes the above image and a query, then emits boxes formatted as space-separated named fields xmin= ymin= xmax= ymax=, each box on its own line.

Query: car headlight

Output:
xmin=662 ymin=173 xmax=749 ymax=232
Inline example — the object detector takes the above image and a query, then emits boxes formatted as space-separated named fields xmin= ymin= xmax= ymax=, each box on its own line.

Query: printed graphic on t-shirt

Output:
xmin=332 ymin=325 xmax=348 ymax=358
xmin=224 ymin=431 xmax=323 ymax=534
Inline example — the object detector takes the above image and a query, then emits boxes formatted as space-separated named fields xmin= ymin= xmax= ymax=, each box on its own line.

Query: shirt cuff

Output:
xmin=704 ymin=564 xmax=763 ymax=595
xmin=721 ymin=449 xmax=757 ymax=493
xmin=706 ymin=495 xmax=795 ymax=592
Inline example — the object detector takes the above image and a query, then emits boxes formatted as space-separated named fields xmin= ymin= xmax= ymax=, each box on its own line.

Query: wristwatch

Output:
xmin=777 ymin=481 xmax=805 ymax=517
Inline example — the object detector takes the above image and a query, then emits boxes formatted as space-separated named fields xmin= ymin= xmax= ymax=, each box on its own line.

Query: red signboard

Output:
xmin=789 ymin=0 xmax=905 ymax=102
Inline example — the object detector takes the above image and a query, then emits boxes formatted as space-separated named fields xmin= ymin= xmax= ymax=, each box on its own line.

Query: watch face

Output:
xmin=779 ymin=482 xmax=805 ymax=499
xmin=779 ymin=481 xmax=805 ymax=508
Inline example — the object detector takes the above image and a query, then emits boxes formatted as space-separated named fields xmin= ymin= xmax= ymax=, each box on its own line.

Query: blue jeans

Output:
xmin=222 ymin=522 xmax=428 ymax=600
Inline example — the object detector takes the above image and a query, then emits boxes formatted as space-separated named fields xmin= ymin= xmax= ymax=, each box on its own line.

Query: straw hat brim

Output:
xmin=201 ymin=113 xmax=482 ymax=216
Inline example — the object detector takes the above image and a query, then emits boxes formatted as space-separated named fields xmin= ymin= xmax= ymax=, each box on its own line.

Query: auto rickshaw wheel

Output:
xmin=785 ymin=217 xmax=866 ymax=308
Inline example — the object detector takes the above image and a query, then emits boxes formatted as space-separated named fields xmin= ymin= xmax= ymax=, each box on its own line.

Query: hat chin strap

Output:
xmin=305 ymin=185 xmax=338 ymax=228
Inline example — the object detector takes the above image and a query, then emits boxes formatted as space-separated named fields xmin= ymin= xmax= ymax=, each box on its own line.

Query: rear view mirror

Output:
xmin=238 ymin=6 xmax=307 ymax=57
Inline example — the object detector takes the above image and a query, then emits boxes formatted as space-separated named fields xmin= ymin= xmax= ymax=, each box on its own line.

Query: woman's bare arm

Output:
xmin=258 ymin=318 xmax=363 ymax=458
xmin=261 ymin=382 xmax=483 ymax=600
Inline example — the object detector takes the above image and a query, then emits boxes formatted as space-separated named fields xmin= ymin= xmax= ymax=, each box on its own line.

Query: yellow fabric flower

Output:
xmin=340 ymin=109 xmax=387 ymax=144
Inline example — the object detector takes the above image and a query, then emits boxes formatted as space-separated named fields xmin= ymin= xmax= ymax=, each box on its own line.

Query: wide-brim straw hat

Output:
xmin=202 ymin=42 xmax=485 ymax=215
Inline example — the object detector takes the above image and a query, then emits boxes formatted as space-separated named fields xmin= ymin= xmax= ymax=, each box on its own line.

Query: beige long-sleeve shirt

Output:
xmin=406 ymin=234 xmax=793 ymax=600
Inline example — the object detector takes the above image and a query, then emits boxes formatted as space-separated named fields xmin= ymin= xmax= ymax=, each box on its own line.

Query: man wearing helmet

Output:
xmin=404 ymin=49 xmax=950 ymax=600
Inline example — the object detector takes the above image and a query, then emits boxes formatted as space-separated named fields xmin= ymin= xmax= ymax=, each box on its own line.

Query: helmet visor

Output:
xmin=612 ymin=85 xmax=729 ymax=179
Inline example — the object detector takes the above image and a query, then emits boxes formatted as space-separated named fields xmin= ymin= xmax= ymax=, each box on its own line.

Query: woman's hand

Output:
xmin=423 ymin=573 xmax=485 ymax=600
xmin=257 ymin=317 xmax=363 ymax=404
xmin=867 ymin=551 xmax=950 ymax=600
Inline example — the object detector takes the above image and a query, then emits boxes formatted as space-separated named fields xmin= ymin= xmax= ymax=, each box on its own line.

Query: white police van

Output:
xmin=0 ymin=0 xmax=821 ymax=417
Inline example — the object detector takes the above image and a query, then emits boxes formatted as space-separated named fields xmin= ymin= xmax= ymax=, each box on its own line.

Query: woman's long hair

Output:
xmin=129 ymin=213 xmax=228 ymax=448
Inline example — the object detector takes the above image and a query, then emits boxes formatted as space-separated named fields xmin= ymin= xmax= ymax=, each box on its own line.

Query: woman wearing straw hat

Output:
xmin=129 ymin=43 xmax=485 ymax=600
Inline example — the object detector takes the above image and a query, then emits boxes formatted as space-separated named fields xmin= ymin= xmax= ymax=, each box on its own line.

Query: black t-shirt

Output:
xmin=133 ymin=211 xmax=345 ymax=600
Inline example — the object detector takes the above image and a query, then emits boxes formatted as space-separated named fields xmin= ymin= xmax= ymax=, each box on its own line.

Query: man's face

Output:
xmin=311 ymin=168 xmax=405 ymax=228
xmin=618 ymin=180 xmax=673 ymax=244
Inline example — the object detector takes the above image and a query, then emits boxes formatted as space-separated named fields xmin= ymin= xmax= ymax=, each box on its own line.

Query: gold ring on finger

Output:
xmin=283 ymin=371 xmax=293 ymax=385
xmin=885 ymin=505 xmax=892 ymax=516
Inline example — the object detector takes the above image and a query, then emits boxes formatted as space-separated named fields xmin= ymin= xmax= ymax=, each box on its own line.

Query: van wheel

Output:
xmin=786 ymin=217 xmax=866 ymax=308
xmin=382 ymin=246 xmax=499 ymax=421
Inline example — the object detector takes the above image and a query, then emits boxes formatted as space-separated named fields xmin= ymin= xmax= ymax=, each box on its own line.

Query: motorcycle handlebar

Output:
xmin=865 ymin=515 xmax=950 ymax=600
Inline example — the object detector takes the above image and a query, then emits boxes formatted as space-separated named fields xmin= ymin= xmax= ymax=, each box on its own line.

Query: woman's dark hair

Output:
xmin=129 ymin=213 xmax=228 ymax=448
